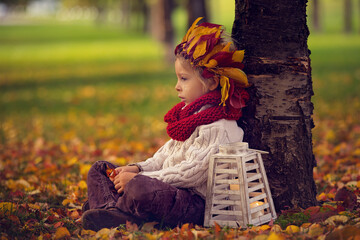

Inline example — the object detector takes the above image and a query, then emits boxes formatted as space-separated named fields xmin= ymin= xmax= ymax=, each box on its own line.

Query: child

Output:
xmin=82 ymin=17 xmax=249 ymax=231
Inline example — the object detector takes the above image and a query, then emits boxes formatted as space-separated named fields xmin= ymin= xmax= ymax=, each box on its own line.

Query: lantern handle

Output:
xmin=249 ymin=149 xmax=269 ymax=154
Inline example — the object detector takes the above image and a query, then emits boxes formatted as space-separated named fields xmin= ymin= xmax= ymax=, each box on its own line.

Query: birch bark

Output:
xmin=232 ymin=0 xmax=318 ymax=210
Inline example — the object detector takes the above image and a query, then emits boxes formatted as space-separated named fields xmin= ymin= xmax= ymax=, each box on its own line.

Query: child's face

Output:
xmin=174 ymin=59 xmax=210 ymax=105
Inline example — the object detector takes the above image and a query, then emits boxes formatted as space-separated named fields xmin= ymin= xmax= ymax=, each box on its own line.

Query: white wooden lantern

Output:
xmin=204 ymin=142 xmax=277 ymax=228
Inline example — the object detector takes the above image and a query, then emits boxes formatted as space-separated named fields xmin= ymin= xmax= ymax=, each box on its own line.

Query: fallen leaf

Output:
xmin=141 ymin=221 xmax=158 ymax=232
xmin=324 ymin=215 xmax=349 ymax=226
xmin=325 ymin=225 xmax=360 ymax=240
xmin=267 ymin=232 xmax=285 ymax=240
xmin=285 ymin=225 xmax=300 ymax=234
xmin=54 ymin=227 xmax=70 ymax=240
xmin=308 ymin=223 xmax=324 ymax=237
xmin=334 ymin=187 xmax=357 ymax=210
xmin=0 ymin=202 xmax=16 ymax=216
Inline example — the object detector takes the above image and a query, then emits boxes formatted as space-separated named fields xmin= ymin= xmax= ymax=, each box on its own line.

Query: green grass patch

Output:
xmin=0 ymin=19 xmax=359 ymax=143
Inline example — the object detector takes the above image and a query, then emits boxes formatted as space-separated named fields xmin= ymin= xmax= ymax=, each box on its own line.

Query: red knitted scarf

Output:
xmin=164 ymin=91 xmax=243 ymax=141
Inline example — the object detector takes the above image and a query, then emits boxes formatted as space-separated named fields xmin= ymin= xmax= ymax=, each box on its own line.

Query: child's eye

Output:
xmin=181 ymin=77 xmax=187 ymax=81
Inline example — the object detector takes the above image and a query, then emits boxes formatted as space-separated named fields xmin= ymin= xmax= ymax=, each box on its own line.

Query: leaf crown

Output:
xmin=175 ymin=17 xmax=249 ymax=108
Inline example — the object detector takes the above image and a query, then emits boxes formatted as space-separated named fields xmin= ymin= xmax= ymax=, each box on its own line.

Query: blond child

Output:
xmin=82 ymin=17 xmax=249 ymax=231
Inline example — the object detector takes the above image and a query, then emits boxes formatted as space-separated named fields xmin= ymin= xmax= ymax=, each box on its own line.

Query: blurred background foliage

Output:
xmin=0 ymin=0 xmax=359 ymax=145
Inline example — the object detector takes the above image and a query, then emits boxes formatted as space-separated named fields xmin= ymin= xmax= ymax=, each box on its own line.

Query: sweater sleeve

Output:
xmin=139 ymin=124 xmax=232 ymax=188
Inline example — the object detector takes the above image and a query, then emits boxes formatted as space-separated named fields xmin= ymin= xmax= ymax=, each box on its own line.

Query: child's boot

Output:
xmin=82 ymin=208 xmax=142 ymax=231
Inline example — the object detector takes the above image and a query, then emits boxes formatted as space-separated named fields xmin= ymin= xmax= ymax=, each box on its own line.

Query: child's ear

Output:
xmin=208 ymin=77 xmax=220 ymax=91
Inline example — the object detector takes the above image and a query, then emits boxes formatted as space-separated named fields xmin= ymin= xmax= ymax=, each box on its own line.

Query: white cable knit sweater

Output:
xmin=137 ymin=119 xmax=244 ymax=199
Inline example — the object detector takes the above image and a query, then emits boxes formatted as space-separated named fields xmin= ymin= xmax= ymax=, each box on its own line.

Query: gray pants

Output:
xmin=86 ymin=161 xmax=205 ymax=228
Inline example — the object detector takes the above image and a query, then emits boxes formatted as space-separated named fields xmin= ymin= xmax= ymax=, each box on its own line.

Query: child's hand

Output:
xmin=113 ymin=172 xmax=137 ymax=193
xmin=114 ymin=165 xmax=140 ymax=175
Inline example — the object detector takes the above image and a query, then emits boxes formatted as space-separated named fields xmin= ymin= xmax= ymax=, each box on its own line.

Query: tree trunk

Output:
xmin=312 ymin=0 xmax=320 ymax=32
xmin=344 ymin=0 xmax=352 ymax=33
xmin=186 ymin=0 xmax=209 ymax=28
xmin=232 ymin=0 xmax=318 ymax=211
xmin=150 ymin=0 xmax=175 ymax=62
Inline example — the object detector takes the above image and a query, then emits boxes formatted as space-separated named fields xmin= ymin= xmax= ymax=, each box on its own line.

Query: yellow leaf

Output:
xmin=77 ymin=180 xmax=87 ymax=190
xmin=0 ymin=202 xmax=16 ymax=216
xmin=204 ymin=59 xmax=218 ymax=69
xmin=253 ymin=234 xmax=268 ymax=240
xmin=67 ymin=157 xmax=78 ymax=166
xmin=60 ymin=144 xmax=68 ymax=153
xmin=182 ymin=17 xmax=203 ymax=42
xmin=267 ymin=232 xmax=284 ymax=240
xmin=353 ymin=148 xmax=360 ymax=156
xmin=199 ymin=44 xmax=224 ymax=65
xmin=34 ymin=156 xmax=42 ymax=164
xmin=144 ymin=233 xmax=159 ymax=240
xmin=285 ymin=225 xmax=300 ymax=234
xmin=81 ymin=229 xmax=96 ymax=236
xmin=95 ymin=228 xmax=114 ymax=239
xmin=259 ymin=225 xmax=271 ymax=231
xmin=193 ymin=40 xmax=207 ymax=59
xmin=6 ymin=179 xmax=33 ymax=191
xmin=219 ymin=68 xmax=249 ymax=87
xmin=115 ymin=157 xmax=127 ymax=166
xmin=219 ymin=76 xmax=230 ymax=106
xmin=62 ymin=199 xmax=73 ymax=206
xmin=270 ymin=224 xmax=282 ymax=233
xmin=28 ymin=203 xmax=41 ymax=210
xmin=54 ymin=227 xmax=71 ymax=240
xmin=316 ymin=192 xmax=327 ymax=201
xmin=232 ymin=50 xmax=245 ymax=63
xmin=80 ymin=164 xmax=92 ymax=179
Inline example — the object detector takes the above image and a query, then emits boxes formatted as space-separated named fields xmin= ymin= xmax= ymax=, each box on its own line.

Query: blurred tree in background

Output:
xmin=0 ymin=0 xmax=358 ymax=40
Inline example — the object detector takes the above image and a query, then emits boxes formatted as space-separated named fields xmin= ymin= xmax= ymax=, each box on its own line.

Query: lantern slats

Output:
xmin=246 ymin=173 xmax=262 ymax=182
xmin=212 ymin=199 xmax=242 ymax=205
xmin=248 ymin=183 xmax=264 ymax=193
xmin=210 ymin=210 xmax=243 ymax=215
xmin=213 ymin=189 xmax=242 ymax=195
xmin=204 ymin=142 xmax=277 ymax=227
xmin=250 ymin=203 xmax=269 ymax=213
xmin=215 ymin=169 xmax=238 ymax=174
xmin=215 ymin=179 xmax=240 ymax=184
xmin=245 ymin=163 xmax=259 ymax=171
xmin=249 ymin=193 xmax=267 ymax=203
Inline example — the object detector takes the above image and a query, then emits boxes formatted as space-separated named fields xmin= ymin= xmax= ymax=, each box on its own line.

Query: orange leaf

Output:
xmin=214 ymin=222 xmax=221 ymax=236
xmin=54 ymin=227 xmax=71 ymax=240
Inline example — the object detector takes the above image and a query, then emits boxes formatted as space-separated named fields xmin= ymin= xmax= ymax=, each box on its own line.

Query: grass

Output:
xmin=0 ymin=10 xmax=359 ymax=143
xmin=0 ymin=22 xmax=178 ymax=143
xmin=308 ymin=33 xmax=360 ymax=118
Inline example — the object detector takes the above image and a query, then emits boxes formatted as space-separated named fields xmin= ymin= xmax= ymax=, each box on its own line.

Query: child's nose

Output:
xmin=175 ymin=81 xmax=181 ymax=92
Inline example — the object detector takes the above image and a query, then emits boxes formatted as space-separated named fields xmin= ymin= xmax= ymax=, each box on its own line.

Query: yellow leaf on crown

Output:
xmin=187 ymin=27 xmax=221 ymax=53
xmin=220 ymin=76 xmax=230 ymax=105
xmin=187 ymin=35 xmax=202 ymax=54
xmin=193 ymin=41 xmax=207 ymax=59
xmin=182 ymin=17 xmax=203 ymax=42
xmin=204 ymin=59 xmax=218 ymax=68
xmin=232 ymin=50 xmax=245 ymax=62
xmin=222 ymin=42 xmax=232 ymax=52
xmin=219 ymin=68 xmax=249 ymax=87
xmin=199 ymin=44 xmax=224 ymax=65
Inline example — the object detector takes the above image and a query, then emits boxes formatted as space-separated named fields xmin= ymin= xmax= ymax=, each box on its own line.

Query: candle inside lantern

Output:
xmin=250 ymin=201 xmax=264 ymax=218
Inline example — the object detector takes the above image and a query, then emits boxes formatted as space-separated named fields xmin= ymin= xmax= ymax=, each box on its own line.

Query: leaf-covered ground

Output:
xmin=1 ymin=112 xmax=359 ymax=240
xmin=1 ymin=20 xmax=360 ymax=239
